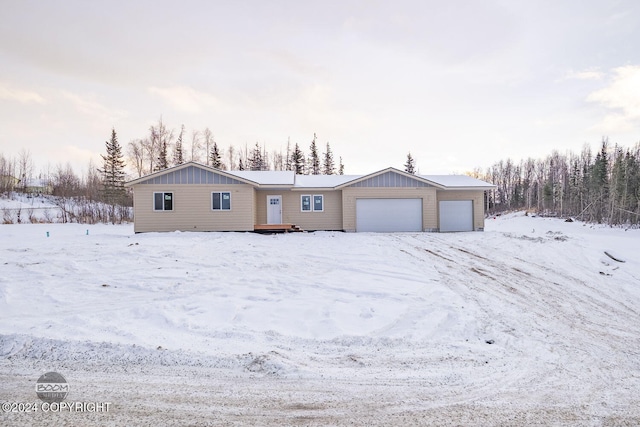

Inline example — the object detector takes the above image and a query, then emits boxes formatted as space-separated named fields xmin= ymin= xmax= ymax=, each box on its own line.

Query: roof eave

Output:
xmin=290 ymin=187 xmax=338 ymax=191
xmin=438 ymin=186 xmax=496 ymax=191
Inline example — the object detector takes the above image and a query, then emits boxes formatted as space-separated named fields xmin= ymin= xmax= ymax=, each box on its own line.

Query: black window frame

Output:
xmin=153 ymin=192 xmax=173 ymax=211
xmin=212 ymin=191 xmax=231 ymax=211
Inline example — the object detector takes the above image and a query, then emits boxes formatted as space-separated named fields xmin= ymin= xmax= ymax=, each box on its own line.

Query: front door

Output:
xmin=267 ymin=195 xmax=282 ymax=224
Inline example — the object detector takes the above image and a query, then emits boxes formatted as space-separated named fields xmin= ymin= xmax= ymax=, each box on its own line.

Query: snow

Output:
xmin=1 ymin=212 xmax=640 ymax=425
xmin=421 ymin=174 xmax=495 ymax=188
xmin=229 ymin=170 xmax=295 ymax=185
xmin=293 ymin=174 xmax=360 ymax=188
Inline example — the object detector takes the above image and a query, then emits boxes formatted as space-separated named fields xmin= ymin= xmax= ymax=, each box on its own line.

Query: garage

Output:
xmin=439 ymin=200 xmax=473 ymax=232
xmin=356 ymin=198 xmax=422 ymax=232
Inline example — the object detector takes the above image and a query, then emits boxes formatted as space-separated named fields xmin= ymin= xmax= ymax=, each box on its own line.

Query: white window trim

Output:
xmin=153 ymin=191 xmax=173 ymax=211
xmin=211 ymin=191 xmax=232 ymax=211
xmin=301 ymin=194 xmax=324 ymax=212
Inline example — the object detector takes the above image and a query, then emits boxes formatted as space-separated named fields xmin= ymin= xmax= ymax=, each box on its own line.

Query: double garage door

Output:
xmin=355 ymin=198 xmax=473 ymax=232
xmin=356 ymin=199 xmax=422 ymax=232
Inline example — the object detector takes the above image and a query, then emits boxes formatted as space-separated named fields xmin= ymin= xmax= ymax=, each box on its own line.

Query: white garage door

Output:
xmin=356 ymin=199 xmax=422 ymax=232
xmin=439 ymin=200 xmax=473 ymax=232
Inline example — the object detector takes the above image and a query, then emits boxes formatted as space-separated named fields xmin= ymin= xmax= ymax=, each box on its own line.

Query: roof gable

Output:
xmin=338 ymin=168 xmax=439 ymax=189
xmin=125 ymin=162 xmax=255 ymax=187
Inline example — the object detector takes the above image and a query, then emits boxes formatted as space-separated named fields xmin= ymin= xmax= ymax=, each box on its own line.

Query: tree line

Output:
xmin=473 ymin=138 xmax=640 ymax=225
xmin=0 ymin=131 xmax=131 ymax=224
xmin=0 ymin=120 xmax=349 ymax=224
xmin=127 ymin=118 xmax=346 ymax=177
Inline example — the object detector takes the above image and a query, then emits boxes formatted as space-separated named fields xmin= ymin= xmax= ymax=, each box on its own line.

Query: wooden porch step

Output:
xmin=254 ymin=224 xmax=304 ymax=233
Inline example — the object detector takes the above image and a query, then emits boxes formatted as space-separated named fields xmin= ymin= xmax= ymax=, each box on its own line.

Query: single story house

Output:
xmin=124 ymin=162 xmax=495 ymax=233
xmin=24 ymin=178 xmax=53 ymax=195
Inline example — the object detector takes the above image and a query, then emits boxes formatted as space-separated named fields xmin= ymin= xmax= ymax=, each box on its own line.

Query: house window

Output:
xmin=154 ymin=192 xmax=173 ymax=211
xmin=212 ymin=192 xmax=231 ymax=210
xmin=301 ymin=195 xmax=311 ymax=211
xmin=313 ymin=195 xmax=324 ymax=212
xmin=301 ymin=195 xmax=323 ymax=212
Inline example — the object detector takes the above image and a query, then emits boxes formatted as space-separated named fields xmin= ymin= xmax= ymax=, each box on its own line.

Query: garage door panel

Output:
xmin=439 ymin=200 xmax=473 ymax=232
xmin=356 ymin=199 xmax=422 ymax=232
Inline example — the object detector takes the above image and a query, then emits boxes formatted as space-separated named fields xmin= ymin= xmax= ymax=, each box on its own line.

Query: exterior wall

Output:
xmin=255 ymin=190 xmax=343 ymax=231
xmin=132 ymin=184 xmax=255 ymax=233
xmin=342 ymin=187 xmax=438 ymax=232
xmin=436 ymin=190 xmax=486 ymax=231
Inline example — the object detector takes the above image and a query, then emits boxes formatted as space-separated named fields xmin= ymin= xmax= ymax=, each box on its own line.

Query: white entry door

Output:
xmin=267 ymin=195 xmax=282 ymax=224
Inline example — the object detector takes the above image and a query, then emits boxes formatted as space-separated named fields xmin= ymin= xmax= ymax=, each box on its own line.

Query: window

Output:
xmin=212 ymin=192 xmax=231 ymax=210
xmin=154 ymin=192 xmax=173 ymax=211
xmin=301 ymin=194 xmax=323 ymax=212
xmin=313 ymin=195 xmax=324 ymax=212
xmin=301 ymin=195 xmax=311 ymax=211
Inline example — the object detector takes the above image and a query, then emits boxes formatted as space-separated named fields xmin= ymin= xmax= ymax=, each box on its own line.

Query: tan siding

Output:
xmin=342 ymin=187 xmax=438 ymax=232
xmin=255 ymin=190 xmax=343 ymax=230
xmin=132 ymin=184 xmax=254 ymax=232
xmin=436 ymin=190 xmax=486 ymax=231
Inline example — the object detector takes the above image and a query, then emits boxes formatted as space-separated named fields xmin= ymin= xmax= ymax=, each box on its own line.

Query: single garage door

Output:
xmin=439 ymin=200 xmax=473 ymax=232
xmin=356 ymin=198 xmax=422 ymax=232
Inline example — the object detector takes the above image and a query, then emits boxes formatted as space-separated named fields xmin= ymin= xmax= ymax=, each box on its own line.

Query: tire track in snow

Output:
xmin=395 ymin=232 xmax=640 ymax=402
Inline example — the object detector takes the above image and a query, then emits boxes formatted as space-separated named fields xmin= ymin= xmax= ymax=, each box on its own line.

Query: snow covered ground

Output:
xmin=1 ymin=213 xmax=639 ymax=426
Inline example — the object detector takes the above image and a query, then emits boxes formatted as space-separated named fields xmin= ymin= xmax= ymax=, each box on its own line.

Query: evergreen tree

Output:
xmin=292 ymin=143 xmax=305 ymax=174
xmin=589 ymin=139 xmax=609 ymax=222
xmin=323 ymin=142 xmax=335 ymax=175
xmin=249 ymin=142 xmax=264 ymax=171
xmin=238 ymin=158 xmax=245 ymax=171
xmin=155 ymin=140 xmax=169 ymax=171
xmin=98 ymin=128 xmax=127 ymax=207
xmin=308 ymin=133 xmax=320 ymax=175
xmin=404 ymin=152 xmax=416 ymax=174
xmin=338 ymin=156 xmax=344 ymax=175
xmin=285 ymin=138 xmax=293 ymax=171
xmin=173 ymin=124 xmax=185 ymax=165
xmin=209 ymin=141 xmax=222 ymax=169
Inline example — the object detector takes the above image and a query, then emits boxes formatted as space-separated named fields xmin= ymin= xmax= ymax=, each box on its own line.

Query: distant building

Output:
xmin=0 ymin=174 xmax=20 ymax=192
xmin=24 ymin=178 xmax=53 ymax=195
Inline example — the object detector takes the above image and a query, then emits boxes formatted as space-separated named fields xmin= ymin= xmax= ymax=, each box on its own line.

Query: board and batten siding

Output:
xmin=132 ymin=184 xmax=255 ymax=233
xmin=436 ymin=190 xmax=486 ymax=231
xmin=342 ymin=187 xmax=438 ymax=232
xmin=255 ymin=190 xmax=343 ymax=230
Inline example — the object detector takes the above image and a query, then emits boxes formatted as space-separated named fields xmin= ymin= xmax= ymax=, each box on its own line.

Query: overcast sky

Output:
xmin=1 ymin=0 xmax=639 ymax=176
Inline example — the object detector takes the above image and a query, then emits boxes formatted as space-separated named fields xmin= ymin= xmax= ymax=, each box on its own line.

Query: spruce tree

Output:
xmin=338 ymin=156 xmax=344 ymax=175
xmin=156 ymin=141 xmax=169 ymax=171
xmin=173 ymin=124 xmax=185 ymax=165
xmin=98 ymin=128 xmax=126 ymax=206
xmin=308 ymin=133 xmax=320 ymax=175
xmin=249 ymin=142 xmax=264 ymax=171
xmin=238 ymin=158 xmax=245 ymax=171
xmin=404 ymin=152 xmax=416 ymax=174
xmin=323 ymin=142 xmax=335 ymax=175
xmin=285 ymin=138 xmax=293 ymax=171
xmin=210 ymin=141 xmax=222 ymax=169
xmin=292 ymin=143 xmax=305 ymax=174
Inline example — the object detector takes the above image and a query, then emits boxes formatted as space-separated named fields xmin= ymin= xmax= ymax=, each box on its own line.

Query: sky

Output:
xmin=1 ymin=0 xmax=640 ymax=177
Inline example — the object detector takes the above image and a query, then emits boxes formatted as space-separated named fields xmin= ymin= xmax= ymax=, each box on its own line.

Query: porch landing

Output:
xmin=253 ymin=224 xmax=304 ymax=233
